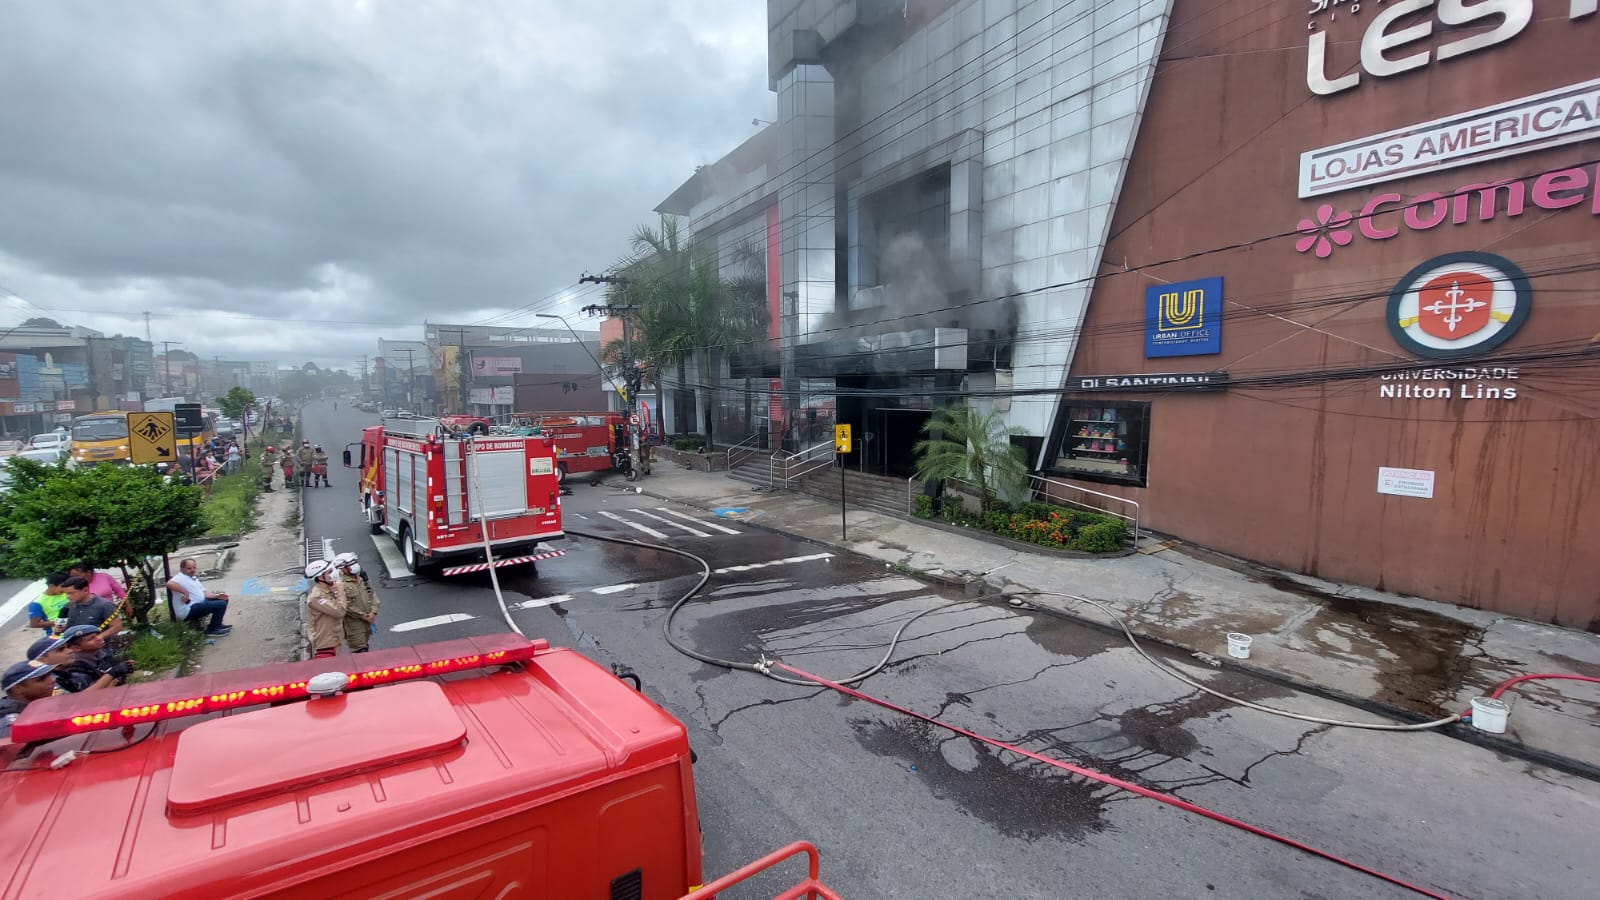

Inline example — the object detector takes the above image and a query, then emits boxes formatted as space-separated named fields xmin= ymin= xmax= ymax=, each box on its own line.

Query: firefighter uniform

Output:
xmin=312 ymin=447 xmax=330 ymax=487
xmin=340 ymin=569 xmax=380 ymax=652
xmin=296 ymin=443 xmax=314 ymax=487
xmin=259 ymin=446 xmax=277 ymax=491
xmin=304 ymin=568 xmax=347 ymax=659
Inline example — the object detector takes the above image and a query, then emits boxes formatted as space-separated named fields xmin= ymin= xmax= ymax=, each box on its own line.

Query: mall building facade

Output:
xmin=659 ymin=0 xmax=1598 ymax=626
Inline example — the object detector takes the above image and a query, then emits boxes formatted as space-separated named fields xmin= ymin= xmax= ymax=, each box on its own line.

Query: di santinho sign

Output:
xmin=1305 ymin=0 xmax=1597 ymax=97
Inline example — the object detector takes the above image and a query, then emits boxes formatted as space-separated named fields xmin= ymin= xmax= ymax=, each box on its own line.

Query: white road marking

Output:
xmin=592 ymin=583 xmax=637 ymax=595
xmin=597 ymin=509 xmax=668 ymax=539
xmin=632 ymin=509 xmax=711 ymax=537
xmin=369 ymin=534 xmax=415 ymax=579
xmin=712 ymin=552 xmax=834 ymax=575
xmin=655 ymin=507 xmax=740 ymax=535
xmin=0 ymin=579 xmax=45 ymax=628
xmin=391 ymin=613 xmax=476 ymax=632
xmin=512 ymin=594 xmax=572 ymax=610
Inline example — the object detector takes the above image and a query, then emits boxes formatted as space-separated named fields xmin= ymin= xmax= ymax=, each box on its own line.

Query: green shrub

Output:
xmin=913 ymin=494 xmax=933 ymax=518
xmin=127 ymin=620 xmax=205 ymax=677
xmin=670 ymin=438 xmax=704 ymax=453
xmin=1074 ymin=520 xmax=1129 ymax=553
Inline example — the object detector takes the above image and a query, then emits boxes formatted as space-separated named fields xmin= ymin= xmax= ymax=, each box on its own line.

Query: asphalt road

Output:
xmin=299 ymin=400 xmax=1600 ymax=899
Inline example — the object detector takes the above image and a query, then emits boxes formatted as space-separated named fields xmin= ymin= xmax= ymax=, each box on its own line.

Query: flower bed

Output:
xmin=914 ymin=496 xmax=1128 ymax=553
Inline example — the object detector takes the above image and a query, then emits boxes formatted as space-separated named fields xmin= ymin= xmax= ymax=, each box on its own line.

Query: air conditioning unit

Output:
xmin=851 ymin=285 xmax=885 ymax=310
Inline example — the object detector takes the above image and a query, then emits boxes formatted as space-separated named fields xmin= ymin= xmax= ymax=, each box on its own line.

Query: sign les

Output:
xmin=1307 ymin=0 xmax=1596 ymax=97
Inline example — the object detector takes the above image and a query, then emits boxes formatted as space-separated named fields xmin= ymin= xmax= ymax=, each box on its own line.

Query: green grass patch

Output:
xmin=126 ymin=620 xmax=204 ymax=678
xmin=201 ymin=467 xmax=261 ymax=538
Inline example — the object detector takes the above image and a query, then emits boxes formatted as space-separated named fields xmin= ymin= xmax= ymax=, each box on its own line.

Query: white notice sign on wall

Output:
xmin=1377 ymin=467 xmax=1435 ymax=499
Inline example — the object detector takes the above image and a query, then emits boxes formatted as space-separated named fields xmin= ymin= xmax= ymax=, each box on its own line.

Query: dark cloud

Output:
xmin=0 ymin=0 xmax=771 ymax=367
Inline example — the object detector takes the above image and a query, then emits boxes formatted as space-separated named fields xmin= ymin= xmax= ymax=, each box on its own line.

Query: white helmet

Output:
xmin=304 ymin=560 xmax=332 ymax=580
xmin=332 ymin=552 xmax=359 ymax=569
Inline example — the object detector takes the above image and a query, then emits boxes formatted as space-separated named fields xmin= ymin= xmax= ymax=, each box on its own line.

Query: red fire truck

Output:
xmin=510 ymin=410 xmax=636 ymax=484
xmin=0 ymin=634 xmax=838 ymax=899
xmin=345 ymin=417 xmax=566 ymax=576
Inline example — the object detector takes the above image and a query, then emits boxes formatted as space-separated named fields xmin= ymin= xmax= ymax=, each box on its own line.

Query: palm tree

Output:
xmin=625 ymin=215 xmax=768 ymax=450
xmin=912 ymin=403 xmax=1028 ymax=506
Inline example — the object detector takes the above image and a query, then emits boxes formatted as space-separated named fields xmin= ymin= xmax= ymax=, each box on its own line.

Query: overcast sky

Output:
xmin=0 ymin=0 xmax=771 ymax=371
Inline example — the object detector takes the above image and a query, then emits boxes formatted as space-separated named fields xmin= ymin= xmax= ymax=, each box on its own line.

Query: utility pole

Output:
xmin=143 ymin=310 xmax=152 ymax=344
xmin=161 ymin=341 xmax=179 ymax=397
xmin=403 ymin=348 xmax=416 ymax=412
xmin=437 ymin=328 xmax=470 ymax=414
xmin=578 ymin=272 xmax=645 ymax=474
xmin=359 ymin=356 xmax=368 ymax=399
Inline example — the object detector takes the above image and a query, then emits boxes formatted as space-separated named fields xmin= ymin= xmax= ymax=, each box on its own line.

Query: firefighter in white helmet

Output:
xmin=333 ymin=552 xmax=379 ymax=653
xmin=303 ymin=560 xmax=348 ymax=660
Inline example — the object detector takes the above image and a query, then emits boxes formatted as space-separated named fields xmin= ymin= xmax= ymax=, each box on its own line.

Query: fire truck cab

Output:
xmin=0 ymin=635 xmax=705 ymax=899
xmin=345 ymin=417 xmax=565 ymax=577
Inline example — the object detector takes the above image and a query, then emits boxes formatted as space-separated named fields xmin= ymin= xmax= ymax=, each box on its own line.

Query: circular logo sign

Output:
xmin=1385 ymin=251 xmax=1529 ymax=359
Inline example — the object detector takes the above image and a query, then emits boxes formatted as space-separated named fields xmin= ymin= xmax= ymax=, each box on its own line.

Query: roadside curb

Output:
xmin=639 ymin=484 xmax=1600 ymax=784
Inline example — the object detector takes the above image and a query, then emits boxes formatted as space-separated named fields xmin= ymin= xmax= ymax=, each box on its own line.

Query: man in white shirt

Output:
xmin=164 ymin=557 xmax=231 ymax=635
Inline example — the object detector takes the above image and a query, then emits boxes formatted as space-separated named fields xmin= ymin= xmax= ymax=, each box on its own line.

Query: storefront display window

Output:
xmin=1050 ymin=402 xmax=1150 ymax=487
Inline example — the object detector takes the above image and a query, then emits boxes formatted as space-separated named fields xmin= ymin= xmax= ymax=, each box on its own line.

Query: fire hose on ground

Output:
xmin=550 ymin=525 xmax=1599 ymax=900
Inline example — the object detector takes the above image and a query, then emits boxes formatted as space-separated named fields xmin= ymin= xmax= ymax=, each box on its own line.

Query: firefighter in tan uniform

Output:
xmin=303 ymin=560 xmax=347 ymax=659
xmin=259 ymin=445 xmax=278 ymax=492
xmin=333 ymin=552 xmax=379 ymax=653
xmin=295 ymin=440 xmax=314 ymax=487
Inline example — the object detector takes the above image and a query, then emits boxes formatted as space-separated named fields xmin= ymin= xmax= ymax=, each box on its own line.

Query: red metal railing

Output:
xmin=680 ymin=841 xmax=842 ymax=900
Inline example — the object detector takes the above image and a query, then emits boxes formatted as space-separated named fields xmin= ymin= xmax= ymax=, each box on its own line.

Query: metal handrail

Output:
xmin=907 ymin=472 xmax=1141 ymax=548
xmin=1024 ymin=472 xmax=1140 ymax=544
xmin=725 ymin=432 xmax=765 ymax=470
xmin=768 ymin=440 xmax=835 ymax=490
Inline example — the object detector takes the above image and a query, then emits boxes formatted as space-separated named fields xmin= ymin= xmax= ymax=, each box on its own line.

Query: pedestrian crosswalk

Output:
xmin=593 ymin=506 xmax=743 ymax=541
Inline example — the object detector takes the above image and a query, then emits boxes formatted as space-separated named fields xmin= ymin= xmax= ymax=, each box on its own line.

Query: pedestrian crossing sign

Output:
xmin=127 ymin=411 xmax=177 ymax=465
xmin=834 ymin=423 xmax=851 ymax=454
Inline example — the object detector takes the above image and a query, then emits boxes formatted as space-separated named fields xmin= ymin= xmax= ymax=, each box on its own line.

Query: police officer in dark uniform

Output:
xmin=1 ymin=662 xmax=58 ymax=740
xmin=61 ymin=624 xmax=132 ymax=686
xmin=28 ymin=634 xmax=115 ymax=693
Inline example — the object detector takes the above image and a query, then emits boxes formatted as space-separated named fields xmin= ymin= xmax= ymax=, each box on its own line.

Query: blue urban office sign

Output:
xmin=1145 ymin=276 xmax=1223 ymax=358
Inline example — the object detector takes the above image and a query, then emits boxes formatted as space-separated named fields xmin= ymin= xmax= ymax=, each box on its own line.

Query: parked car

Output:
xmin=28 ymin=432 xmax=69 ymax=452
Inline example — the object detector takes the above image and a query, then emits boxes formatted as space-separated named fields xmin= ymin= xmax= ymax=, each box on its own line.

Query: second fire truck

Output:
xmin=345 ymin=416 xmax=566 ymax=577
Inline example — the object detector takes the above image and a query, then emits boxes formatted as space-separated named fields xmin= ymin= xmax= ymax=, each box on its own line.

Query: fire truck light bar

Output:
xmin=9 ymin=633 xmax=546 ymax=745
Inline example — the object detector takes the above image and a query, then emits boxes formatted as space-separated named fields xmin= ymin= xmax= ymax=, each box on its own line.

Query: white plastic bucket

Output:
xmin=1226 ymin=632 xmax=1253 ymax=659
xmin=1469 ymin=696 xmax=1510 ymax=734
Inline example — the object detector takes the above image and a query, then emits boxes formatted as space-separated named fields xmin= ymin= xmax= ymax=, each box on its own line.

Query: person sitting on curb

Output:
xmin=62 ymin=624 xmax=131 ymax=686
xmin=59 ymin=576 xmax=124 ymax=641
xmin=164 ymin=557 xmax=231 ymax=636
xmin=28 ymin=634 xmax=115 ymax=693
xmin=25 ymin=571 xmax=71 ymax=631
xmin=1 ymin=662 xmax=59 ymax=740
xmin=304 ymin=560 xmax=348 ymax=660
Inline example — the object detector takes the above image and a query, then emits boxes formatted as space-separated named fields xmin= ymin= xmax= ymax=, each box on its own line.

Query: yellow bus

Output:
xmin=70 ymin=410 xmax=131 ymax=465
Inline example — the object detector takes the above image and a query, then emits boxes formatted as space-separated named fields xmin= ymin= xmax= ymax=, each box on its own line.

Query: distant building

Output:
xmin=0 ymin=324 xmax=154 ymax=435
xmin=417 ymin=323 xmax=603 ymax=419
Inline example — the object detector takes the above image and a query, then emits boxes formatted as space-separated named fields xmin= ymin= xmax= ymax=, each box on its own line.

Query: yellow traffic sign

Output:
xmin=127 ymin=412 xmax=177 ymax=465
xmin=834 ymin=423 xmax=852 ymax=454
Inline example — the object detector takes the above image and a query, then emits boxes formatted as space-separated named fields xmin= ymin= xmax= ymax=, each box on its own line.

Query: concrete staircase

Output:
xmin=791 ymin=468 xmax=912 ymax=518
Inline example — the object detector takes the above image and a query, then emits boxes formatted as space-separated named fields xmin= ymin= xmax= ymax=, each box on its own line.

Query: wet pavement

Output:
xmin=639 ymin=465 xmax=1600 ymax=777
xmin=296 ymin=402 xmax=1600 ymax=898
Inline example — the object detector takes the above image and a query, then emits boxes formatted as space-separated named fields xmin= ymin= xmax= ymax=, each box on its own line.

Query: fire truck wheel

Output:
xmin=556 ymin=462 xmax=567 ymax=484
xmin=364 ymin=495 xmax=383 ymax=535
xmin=400 ymin=525 xmax=420 ymax=574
